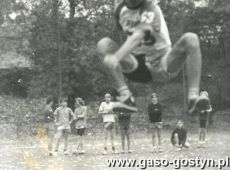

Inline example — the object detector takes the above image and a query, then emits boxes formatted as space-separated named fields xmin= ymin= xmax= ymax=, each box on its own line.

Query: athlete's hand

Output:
xmin=135 ymin=23 xmax=153 ymax=37
xmin=135 ymin=23 xmax=156 ymax=45
xmin=55 ymin=122 xmax=60 ymax=126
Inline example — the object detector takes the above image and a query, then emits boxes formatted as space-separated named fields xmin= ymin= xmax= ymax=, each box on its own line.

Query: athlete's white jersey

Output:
xmin=118 ymin=0 xmax=172 ymax=58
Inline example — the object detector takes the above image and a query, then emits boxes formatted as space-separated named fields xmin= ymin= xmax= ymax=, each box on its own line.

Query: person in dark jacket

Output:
xmin=118 ymin=111 xmax=132 ymax=153
xmin=148 ymin=93 xmax=163 ymax=153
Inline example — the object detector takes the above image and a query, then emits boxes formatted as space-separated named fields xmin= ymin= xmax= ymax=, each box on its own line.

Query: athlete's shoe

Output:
xmin=112 ymin=147 xmax=117 ymax=154
xmin=177 ymin=147 xmax=182 ymax=151
xmin=79 ymin=150 xmax=85 ymax=154
xmin=158 ymin=146 xmax=163 ymax=153
xmin=127 ymin=150 xmax=132 ymax=154
xmin=120 ymin=149 xmax=125 ymax=154
xmin=112 ymin=95 xmax=137 ymax=113
xmin=175 ymin=144 xmax=182 ymax=151
xmin=188 ymin=94 xmax=209 ymax=115
xmin=102 ymin=150 xmax=108 ymax=155
xmin=64 ymin=150 xmax=70 ymax=155
xmin=52 ymin=151 xmax=58 ymax=157
xmin=152 ymin=146 xmax=157 ymax=153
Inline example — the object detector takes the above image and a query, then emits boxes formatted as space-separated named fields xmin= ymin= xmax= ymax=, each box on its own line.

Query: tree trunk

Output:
xmin=52 ymin=0 xmax=62 ymax=102
xmin=67 ymin=0 xmax=76 ymax=109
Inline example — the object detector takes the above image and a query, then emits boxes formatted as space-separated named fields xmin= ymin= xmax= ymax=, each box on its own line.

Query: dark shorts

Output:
xmin=123 ymin=48 xmax=179 ymax=83
xmin=123 ymin=54 xmax=152 ymax=83
xmin=119 ymin=120 xmax=130 ymax=131
xmin=149 ymin=118 xmax=162 ymax=124
xmin=199 ymin=119 xmax=207 ymax=128
xmin=150 ymin=122 xmax=163 ymax=129
xmin=75 ymin=128 xmax=86 ymax=136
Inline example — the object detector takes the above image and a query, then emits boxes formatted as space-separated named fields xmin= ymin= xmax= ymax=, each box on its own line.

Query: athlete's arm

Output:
xmin=181 ymin=129 xmax=187 ymax=146
xmin=206 ymin=103 xmax=212 ymax=112
xmin=53 ymin=108 xmax=59 ymax=125
xmin=78 ymin=107 xmax=87 ymax=118
xmin=149 ymin=3 xmax=162 ymax=32
xmin=171 ymin=129 xmax=176 ymax=144
xmin=98 ymin=103 xmax=106 ymax=114
xmin=69 ymin=108 xmax=74 ymax=124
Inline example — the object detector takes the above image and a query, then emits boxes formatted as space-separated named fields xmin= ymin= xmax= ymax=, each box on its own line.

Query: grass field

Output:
xmin=1 ymin=115 xmax=230 ymax=170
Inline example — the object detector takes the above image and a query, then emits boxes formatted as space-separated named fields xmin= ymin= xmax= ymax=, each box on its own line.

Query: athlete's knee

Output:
xmin=97 ymin=37 xmax=118 ymax=55
xmin=183 ymin=32 xmax=200 ymax=48
xmin=103 ymin=55 xmax=119 ymax=69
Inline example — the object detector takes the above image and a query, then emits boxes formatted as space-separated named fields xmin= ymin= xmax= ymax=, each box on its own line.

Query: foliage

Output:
xmin=0 ymin=0 xmax=229 ymax=109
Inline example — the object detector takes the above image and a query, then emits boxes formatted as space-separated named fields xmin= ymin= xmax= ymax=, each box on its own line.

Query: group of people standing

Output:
xmin=43 ymin=97 xmax=87 ymax=156
xmin=42 ymin=90 xmax=212 ymax=156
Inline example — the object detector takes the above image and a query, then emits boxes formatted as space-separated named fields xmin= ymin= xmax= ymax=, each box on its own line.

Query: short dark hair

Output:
xmin=60 ymin=98 xmax=67 ymax=103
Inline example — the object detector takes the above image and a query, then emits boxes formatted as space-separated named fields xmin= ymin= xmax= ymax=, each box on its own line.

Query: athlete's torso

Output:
xmin=74 ymin=106 xmax=87 ymax=128
xmin=99 ymin=102 xmax=116 ymax=123
xmin=55 ymin=107 xmax=72 ymax=124
xmin=118 ymin=1 xmax=172 ymax=58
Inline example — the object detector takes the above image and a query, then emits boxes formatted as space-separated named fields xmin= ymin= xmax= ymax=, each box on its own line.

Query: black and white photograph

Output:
xmin=0 ymin=0 xmax=230 ymax=169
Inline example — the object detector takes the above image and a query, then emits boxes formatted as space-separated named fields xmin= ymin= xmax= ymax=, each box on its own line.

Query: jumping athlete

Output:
xmin=97 ymin=0 xmax=209 ymax=114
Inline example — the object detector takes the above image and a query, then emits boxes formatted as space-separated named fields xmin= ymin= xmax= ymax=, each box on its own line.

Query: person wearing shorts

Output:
xmin=98 ymin=93 xmax=116 ymax=154
xmin=198 ymin=91 xmax=212 ymax=148
xmin=148 ymin=93 xmax=163 ymax=152
xmin=52 ymin=99 xmax=74 ymax=156
xmin=118 ymin=112 xmax=131 ymax=153
xmin=73 ymin=97 xmax=87 ymax=154
xmin=171 ymin=120 xmax=190 ymax=151
xmin=97 ymin=0 xmax=209 ymax=115
xmin=43 ymin=98 xmax=55 ymax=156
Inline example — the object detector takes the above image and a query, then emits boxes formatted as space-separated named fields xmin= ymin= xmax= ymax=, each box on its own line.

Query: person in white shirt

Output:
xmin=52 ymin=99 xmax=74 ymax=156
xmin=98 ymin=93 xmax=116 ymax=154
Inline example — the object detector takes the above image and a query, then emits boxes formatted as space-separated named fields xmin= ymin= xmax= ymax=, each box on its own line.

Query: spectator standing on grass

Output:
xmin=98 ymin=93 xmax=116 ymax=155
xmin=171 ymin=120 xmax=190 ymax=151
xmin=52 ymin=99 xmax=74 ymax=156
xmin=73 ymin=97 xmax=87 ymax=154
xmin=43 ymin=98 xmax=55 ymax=156
xmin=198 ymin=91 xmax=212 ymax=148
xmin=147 ymin=93 xmax=163 ymax=153
xmin=118 ymin=111 xmax=132 ymax=153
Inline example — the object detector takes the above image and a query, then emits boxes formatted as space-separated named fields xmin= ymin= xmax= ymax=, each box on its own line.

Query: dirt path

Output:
xmin=1 ymin=129 xmax=230 ymax=170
